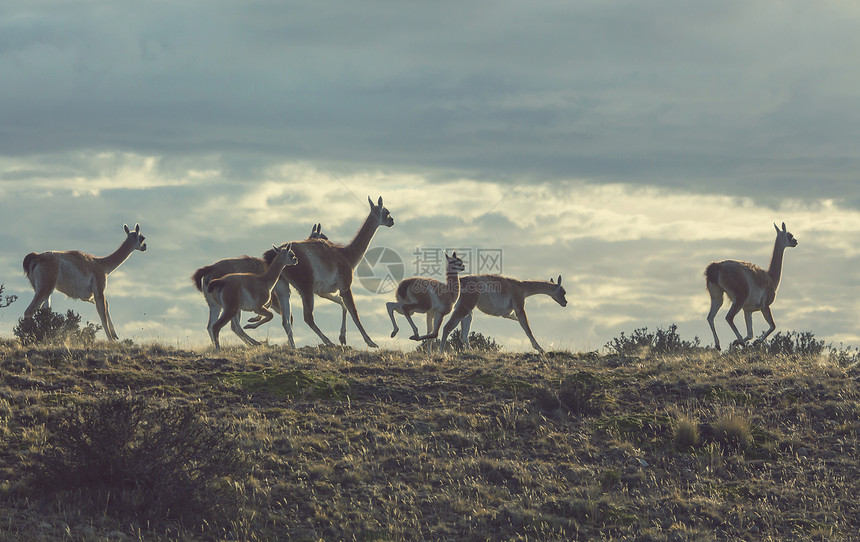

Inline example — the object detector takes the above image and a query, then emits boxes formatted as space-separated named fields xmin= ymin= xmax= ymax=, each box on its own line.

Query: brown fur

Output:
xmin=387 ymin=252 xmax=465 ymax=344
xmin=193 ymin=256 xmax=263 ymax=292
xmin=207 ymin=244 xmax=296 ymax=350
xmin=439 ymin=274 xmax=567 ymax=353
xmin=260 ymin=196 xmax=394 ymax=348
xmin=705 ymin=222 xmax=798 ymax=350
xmin=711 ymin=260 xmax=773 ymax=293
xmin=192 ymin=225 xmax=338 ymax=348
xmin=196 ymin=199 xmax=393 ymax=349
xmin=22 ymin=223 xmax=147 ymax=341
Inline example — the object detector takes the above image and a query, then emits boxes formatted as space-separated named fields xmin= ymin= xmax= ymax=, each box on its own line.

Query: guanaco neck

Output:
xmin=342 ymin=211 xmax=380 ymax=268
xmin=262 ymin=256 xmax=290 ymax=290
xmin=97 ymin=236 xmax=138 ymax=275
xmin=767 ymin=237 xmax=787 ymax=291
xmin=519 ymin=279 xmax=556 ymax=299
xmin=445 ymin=268 xmax=462 ymax=298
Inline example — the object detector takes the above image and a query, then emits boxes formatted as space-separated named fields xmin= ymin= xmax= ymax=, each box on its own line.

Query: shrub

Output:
xmin=536 ymin=371 xmax=605 ymax=416
xmin=558 ymin=372 xmax=606 ymax=415
xmin=29 ymin=395 xmax=247 ymax=529
xmin=828 ymin=344 xmax=860 ymax=367
xmin=605 ymin=324 xmax=700 ymax=356
xmin=418 ymin=330 xmax=502 ymax=353
xmin=0 ymin=283 xmax=16 ymax=309
xmin=533 ymin=387 xmax=562 ymax=412
xmin=13 ymin=308 xmax=100 ymax=346
xmin=763 ymin=331 xmax=825 ymax=356
xmin=599 ymin=469 xmax=621 ymax=490
xmin=449 ymin=330 xmax=501 ymax=352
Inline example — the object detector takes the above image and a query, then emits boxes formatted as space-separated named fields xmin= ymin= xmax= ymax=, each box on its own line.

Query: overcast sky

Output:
xmin=1 ymin=1 xmax=859 ymax=351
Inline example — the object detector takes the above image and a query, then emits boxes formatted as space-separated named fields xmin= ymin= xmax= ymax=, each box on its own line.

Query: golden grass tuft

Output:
xmin=712 ymin=410 xmax=752 ymax=452
xmin=673 ymin=414 xmax=701 ymax=450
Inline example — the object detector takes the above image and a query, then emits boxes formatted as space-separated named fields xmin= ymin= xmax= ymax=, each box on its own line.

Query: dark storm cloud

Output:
xmin=2 ymin=1 xmax=859 ymax=203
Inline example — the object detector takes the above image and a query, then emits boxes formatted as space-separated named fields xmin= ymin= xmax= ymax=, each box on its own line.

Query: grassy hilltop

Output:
xmin=0 ymin=337 xmax=858 ymax=541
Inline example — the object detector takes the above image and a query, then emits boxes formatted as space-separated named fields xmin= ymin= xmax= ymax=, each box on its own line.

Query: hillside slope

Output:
xmin=0 ymin=341 xmax=858 ymax=541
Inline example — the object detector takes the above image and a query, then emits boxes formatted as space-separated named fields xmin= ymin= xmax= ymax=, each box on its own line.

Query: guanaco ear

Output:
xmin=557 ymin=275 xmax=562 ymax=285
xmin=368 ymin=196 xmax=374 ymax=209
xmin=134 ymin=223 xmax=140 ymax=234
xmin=377 ymin=196 xmax=383 ymax=207
xmin=124 ymin=224 xmax=130 ymax=234
xmin=774 ymin=223 xmax=780 ymax=234
xmin=781 ymin=221 xmax=787 ymax=232
xmin=273 ymin=244 xmax=278 ymax=251
xmin=284 ymin=242 xmax=292 ymax=251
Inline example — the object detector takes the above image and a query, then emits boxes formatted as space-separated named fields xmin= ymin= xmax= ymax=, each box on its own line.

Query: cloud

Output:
xmin=3 ymin=159 xmax=857 ymax=351
xmin=0 ymin=152 xmax=219 ymax=197
xmin=2 ymin=2 xmax=859 ymax=204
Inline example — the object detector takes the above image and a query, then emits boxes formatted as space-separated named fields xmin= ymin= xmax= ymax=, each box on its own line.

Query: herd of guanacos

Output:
xmin=20 ymin=196 xmax=797 ymax=353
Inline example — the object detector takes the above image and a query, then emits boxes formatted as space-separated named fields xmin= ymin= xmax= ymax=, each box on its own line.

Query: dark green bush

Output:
xmin=13 ymin=308 xmax=100 ymax=346
xmin=763 ymin=331 xmax=825 ymax=356
xmin=449 ymin=330 xmax=501 ymax=352
xmin=28 ymin=395 xmax=247 ymax=529
xmin=420 ymin=330 xmax=502 ymax=353
xmin=828 ymin=344 xmax=860 ymax=367
xmin=535 ymin=371 xmax=605 ymax=416
xmin=557 ymin=371 xmax=606 ymax=415
xmin=605 ymin=324 xmax=701 ymax=355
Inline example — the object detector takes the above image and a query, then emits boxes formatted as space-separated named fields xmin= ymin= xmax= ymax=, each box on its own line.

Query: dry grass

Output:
xmin=673 ymin=414 xmax=701 ymax=451
xmin=712 ymin=410 xmax=753 ymax=452
xmin=0 ymin=339 xmax=858 ymax=540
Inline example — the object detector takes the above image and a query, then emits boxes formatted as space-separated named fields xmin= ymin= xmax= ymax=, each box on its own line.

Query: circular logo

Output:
xmin=356 ymin=247 xmax=405 ymax=294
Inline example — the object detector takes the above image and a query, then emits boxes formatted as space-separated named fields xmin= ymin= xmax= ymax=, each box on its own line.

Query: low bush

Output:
xmin=673 ymin=416 xmax=700 ymax=451
xmin=828 ymin=344 xmax=860 ymax=367
xmin=450 ymin=330 xmax=501 ymax=352
xmin=13 ymin=308 xmax=100 ymax=346
xmin=605 ymin=324 xmax=701 ymax=355
xmin=418 ymin=330 xmax=502 ymax=353
xmin=763 ymin=331 xmax=825 ymax=356
xmin=28 ymin=395 xmax=247 ymax=529
xmin=535 ymin=371 xmax=605 ymax=416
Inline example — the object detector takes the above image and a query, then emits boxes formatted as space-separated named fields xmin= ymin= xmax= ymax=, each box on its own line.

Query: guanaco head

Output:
xmin=444 ymin=251 xmax=466 ymax=274
xmin=271 ymin=242 xmax=299 ymax=267
xmin=774 ymin=222 xmax=798 ymax=249
xmin=368 ymin=196 xmax=395 ymax=228
xmin=124 ymin=223 xmax=147 ymax=252
xmin=549 ymin=275 xmax=567 ymax=307
xmin=309 ymin=223 xmax=328 ymax=240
